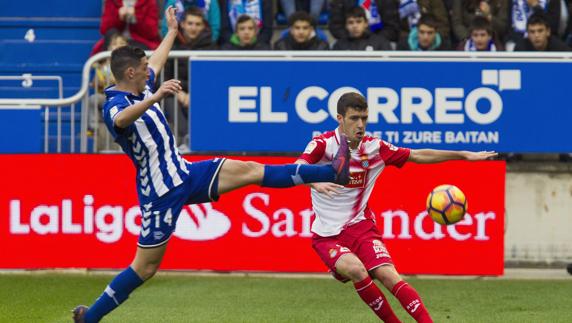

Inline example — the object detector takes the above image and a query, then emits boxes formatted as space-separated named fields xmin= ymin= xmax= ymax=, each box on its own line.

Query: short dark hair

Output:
xmin=337 ymin=92 xmax=367 ymax=116
xmin=183 ymin=7 xmax=205 ymax=21
xmin=110 ymin=46 xmax=146 ymax=81
xmin=345 ymin=6 xmax=367 ymax=21
xmin=469 ymin=16 xmax=493 ymax=35
xmin=527 ymin=12 xmax=550 ymax=29
xmin=236 ymin=14 xmax=255 ymax=28
xmin=288 ymin=10 xmax=315 ymax=27
xmin=417 ymin=14 xmax=438 ymax=30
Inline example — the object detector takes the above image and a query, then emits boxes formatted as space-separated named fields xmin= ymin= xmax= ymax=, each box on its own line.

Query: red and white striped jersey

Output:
xmin=298 ymin=128 xmax=410 ymax=237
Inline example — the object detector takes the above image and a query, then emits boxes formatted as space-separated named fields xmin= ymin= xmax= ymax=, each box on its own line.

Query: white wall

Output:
xmin=505 ymin=168 xmax=572 ymax=264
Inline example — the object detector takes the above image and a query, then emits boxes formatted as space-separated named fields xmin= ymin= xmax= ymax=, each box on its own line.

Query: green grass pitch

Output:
xmin=1 ymin=273 xmax=571 ymax=322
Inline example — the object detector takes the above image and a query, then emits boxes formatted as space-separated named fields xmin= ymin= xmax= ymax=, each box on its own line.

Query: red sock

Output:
xmin=354 ymin=277 xmax=401 ymax=322
xmin=391 ymin=280 xmax=433 ymax=323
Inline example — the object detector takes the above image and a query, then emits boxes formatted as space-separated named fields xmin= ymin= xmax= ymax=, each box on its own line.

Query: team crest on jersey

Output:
xmin=329 ymin=248 xmax=338 ymax=258
xmin=361 ymin=155 xmax=369 ymax=168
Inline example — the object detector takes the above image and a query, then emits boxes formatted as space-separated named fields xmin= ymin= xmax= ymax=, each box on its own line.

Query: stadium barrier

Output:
xmin=2 ymin=51 xmax=572 ymax=153
xmin=0 ymin=154 xmax=505 ymax=275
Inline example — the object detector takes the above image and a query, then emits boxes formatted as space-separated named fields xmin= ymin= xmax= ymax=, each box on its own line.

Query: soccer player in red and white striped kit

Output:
xmin=296 ymin=92 xmax=497 ymax=322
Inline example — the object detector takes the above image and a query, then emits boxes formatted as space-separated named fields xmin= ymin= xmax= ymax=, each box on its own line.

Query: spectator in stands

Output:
xmin=91 ymin=0 xmax=161 ymax=55
xmin=417 ymin=0 xmax=452 ymax=47
xmin=507 ymin=0 xmax=561 ymax=47
xmin=329 ymin=0 xmax=400 ymax=42
xmin=280 ymin=0 xmax=327 ymax=21
xmin=160 ymin=0 xmax=221 ymax=42
xmin=398 ymin=0 xmax=422 ymax=41
xmin=221 ymin=15 xmax=270 ymax=49
xmin=274 ymin=11 xmax=330 ymax=50
xmin=89 ymin=33 xmax=128 ymax=150
xmin=457 ymin=16 xmax=504 ymax=51
xmin=546 ymin=0 xmax=572 ymax=45
xmin=220 ymin=0 xmax=273 ymax=45
xmin=451 ymin=0 xmax=508 ymax=44
xmin=397 ymin=14 xmax=448 ymax=50
xmin=333 ymin=6 xmax=391 ymax=50
xmin=163 ymin=8 xmax=217 ymax=144
xmin=514 ymin=11 xmax=571 ymax=51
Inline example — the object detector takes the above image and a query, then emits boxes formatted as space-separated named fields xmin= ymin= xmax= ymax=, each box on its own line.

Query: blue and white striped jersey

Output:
xmin=102 ymin=69 xmax=191 ymax=204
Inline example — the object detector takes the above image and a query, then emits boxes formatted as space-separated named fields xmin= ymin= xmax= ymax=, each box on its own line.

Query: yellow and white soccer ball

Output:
xmin=426 ymin=185 xmax=467 ymax=225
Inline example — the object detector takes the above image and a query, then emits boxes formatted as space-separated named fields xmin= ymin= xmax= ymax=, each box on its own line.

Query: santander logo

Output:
xmin=7 ymin=193 xmax=496 ymax=244
xmin=174 ymin=203 xmax=231 ymax=241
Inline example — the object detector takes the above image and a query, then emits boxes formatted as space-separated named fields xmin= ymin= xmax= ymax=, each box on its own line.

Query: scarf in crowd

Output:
xmin=174 ymin=0 xmax=212 ymax=21
xmin=512 ymin=0 xmax=547 ymax=33
xmin=228 ymin=0 xmax=263 ymax=32
xmin=358 ymin=0 xmax=383 ymax=32
xmin=399 ymin=0 xmax=421 ymax=29
xmin=464 ymin=38 xmax=498 ymax=51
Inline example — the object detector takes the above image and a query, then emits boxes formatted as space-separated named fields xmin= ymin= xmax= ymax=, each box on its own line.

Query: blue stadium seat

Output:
xmin=0 ymin=0 xmax=102 ymax=152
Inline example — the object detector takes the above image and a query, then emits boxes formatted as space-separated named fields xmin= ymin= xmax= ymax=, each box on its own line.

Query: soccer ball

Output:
xmin=426 ymin=185 xmax=467 ymax=225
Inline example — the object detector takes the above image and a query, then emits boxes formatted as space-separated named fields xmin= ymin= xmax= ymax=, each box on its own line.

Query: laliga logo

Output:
xmin=227 ymin=69 xmax=521 ymax=125
xmin=173 ymin=203 xmax=231 ymax=241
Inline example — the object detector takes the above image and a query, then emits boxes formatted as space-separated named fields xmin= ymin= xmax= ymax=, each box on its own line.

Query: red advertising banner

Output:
xmin=0 ymin=155 xmax=505 ymax=275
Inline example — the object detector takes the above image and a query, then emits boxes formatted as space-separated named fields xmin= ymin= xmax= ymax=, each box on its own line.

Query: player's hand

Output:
xmin=479 ymin=1 xmax=491 ymax=15
xmin=464 ymin=151 xmax=498 ymax=161
xmin=165 ymin=6 xmax=178 ymax=32
xmin=118 ymin=6 xmax=128 ymax=21
xmin=310 ymin=182 xmax=344 ymax=198
xmin=527 ymin=0 xmax=539 ymax=7
xmin=154 ymin=79 xmax=182 ymax=100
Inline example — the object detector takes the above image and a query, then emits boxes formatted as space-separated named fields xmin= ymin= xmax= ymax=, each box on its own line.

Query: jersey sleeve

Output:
xmin=298 ymin=138 xmax=326 ymax=164
xmin=146 ymin=68 xmax=156 ymax=92
xmin=102 ymin=99 xmax=134 ymax=139
xmin=379 ymin=140 xmax=410 ymax=168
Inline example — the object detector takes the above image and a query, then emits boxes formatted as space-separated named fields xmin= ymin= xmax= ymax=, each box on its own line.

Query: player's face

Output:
xmin=527 ymin=24 xmax=550 ymax=50
xmin=290 ymin=21 xmax=313 ymax=43
xmin=128 ymin=56 xmax=150 ymax=92
xmin=338 ymin=107 xmax=368 ymax=144
xmin=417 ymin=24 xmax=436 ymax=49
xmin=346 ymin=16 xmax=368 ymax=38
xmin=470 ymin=29 xmax=492 ymax=50
xmin=181 ymin=15 xmax=205 ymax=40
xmin=237 ymin=20 xmax=257 ymax=45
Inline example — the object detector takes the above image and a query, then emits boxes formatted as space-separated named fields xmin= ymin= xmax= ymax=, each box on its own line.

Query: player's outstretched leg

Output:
xmin=337 ymin=254 xmax=401 ymax=323
xmin=73 ymin=245 xmax=167 ymax=323
xmin=373 ymin=265 xmax=433 ymax=323
xmin=217 ymin=134 xmax=350 ymax=194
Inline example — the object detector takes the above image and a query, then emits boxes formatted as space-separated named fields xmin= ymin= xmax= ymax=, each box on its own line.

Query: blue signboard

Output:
xmin=190 ymin=59 xmax=572 ymax=153
xmin=0 ymin=107 xmax=43 ymax=153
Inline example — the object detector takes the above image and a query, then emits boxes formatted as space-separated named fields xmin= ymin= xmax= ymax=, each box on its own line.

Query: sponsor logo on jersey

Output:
xmin=304 ymin=141 xmax=318 ymax=154
xmin=346 ymin=170 xmax=366 ymax=188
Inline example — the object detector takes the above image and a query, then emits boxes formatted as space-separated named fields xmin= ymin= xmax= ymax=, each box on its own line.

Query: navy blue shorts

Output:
xmin=137 ymin=157 xmax=226 ymax=248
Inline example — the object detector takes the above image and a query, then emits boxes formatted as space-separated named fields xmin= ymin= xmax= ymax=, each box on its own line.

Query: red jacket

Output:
xmin=91 ymin=0 xmax=160 ymax=55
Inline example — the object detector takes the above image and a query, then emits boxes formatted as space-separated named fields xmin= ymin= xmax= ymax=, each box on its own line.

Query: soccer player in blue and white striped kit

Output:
xmin=72 ymin=7 xmax=350 ymax=323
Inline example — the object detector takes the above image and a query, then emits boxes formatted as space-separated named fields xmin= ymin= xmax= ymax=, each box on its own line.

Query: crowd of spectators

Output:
xmin=91 ymin=0 xmax=572 ymax=54
xmin=90 ymin=0 xmax=572 ymax=158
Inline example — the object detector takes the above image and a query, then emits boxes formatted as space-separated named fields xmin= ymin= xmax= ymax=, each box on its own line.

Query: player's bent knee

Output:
xmin=337 ymin=256 xmax=368 ymax=282
xmin=133 ymin=262 xmax=160 ymax=281
xmin=374 ymin=265 xmax=402 ymax=290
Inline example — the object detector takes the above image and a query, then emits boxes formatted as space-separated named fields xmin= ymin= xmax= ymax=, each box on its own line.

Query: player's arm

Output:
xmin=114 ymin=80 xmax=182 ymax=128
xmin=148 ymin=6 xmax=178 ymax=76
xmin=408 ymin=149 xmax=497 ymax=164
